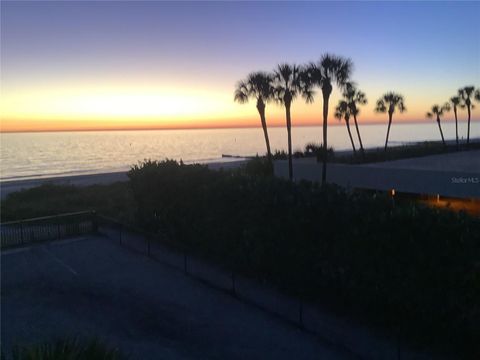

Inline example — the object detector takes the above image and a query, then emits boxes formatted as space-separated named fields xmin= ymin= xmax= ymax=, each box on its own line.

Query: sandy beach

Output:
xmin=0 ymin=159 xmax=248 ymax=199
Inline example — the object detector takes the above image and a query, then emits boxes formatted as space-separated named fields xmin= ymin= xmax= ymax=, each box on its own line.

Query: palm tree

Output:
xmin=334 ymin=100 xmax=356 ymax=154
xmin=475 ymin=88 xmax=480 ymax=102
xmin=273 ymin=64 xmax=313 ymax=180
xmin=306 ymin=54 xmax=353 ymax=185
xmin=458 ymin=86 xmax=475 ymax=146
xmin=449 ymin=96 xmax=461 ymax=148
xmin=343 ymin=82 xmax=367 ymax=155
xmin=375 ymin=92 xmax=406 ymax=151
xmin=234 ymin=72 xmax=275 ymax=162
xmin=426 ymin=103 xmax=450 ymax=147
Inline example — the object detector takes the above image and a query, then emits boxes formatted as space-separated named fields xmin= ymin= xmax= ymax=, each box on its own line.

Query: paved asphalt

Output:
xmin=1 ymin=236 xmax=355 ymax=360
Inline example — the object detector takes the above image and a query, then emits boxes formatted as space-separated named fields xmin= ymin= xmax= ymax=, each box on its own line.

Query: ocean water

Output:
xmin=1 ymin=121 xmax=478 ymax=181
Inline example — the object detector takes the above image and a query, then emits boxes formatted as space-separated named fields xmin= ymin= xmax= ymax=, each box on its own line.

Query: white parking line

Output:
xmin=41 ymin=246 xmax=78 ymax=276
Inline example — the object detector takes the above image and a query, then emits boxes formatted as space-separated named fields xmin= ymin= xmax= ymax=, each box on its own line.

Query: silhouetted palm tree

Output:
xmin=334 ymin=100 xmax=356 ymax=154
xmin=458 ymin=86 xmax=475 ymax=146
xmin=426 ymin=103 xmax=450 ymax=147
xmin=375 ymin=92 xmax=406 ymax=151
xmin=234 ymin=72 xmax=275 ymax=162
xmin=343 ymin=82 xmax=367 ymax=155
xmin=306 ymin=54 xmax=353 ymax=185
xmin=449 ymin=96 xmax=461 ymax=148
xmin=475 ymin=89 xmax=480 ymax=102
xmin=273 ymin=64 xmax=313 ymax=180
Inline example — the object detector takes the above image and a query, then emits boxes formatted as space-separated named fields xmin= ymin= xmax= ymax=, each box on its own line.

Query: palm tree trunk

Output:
xmin=353 ymin=113 xmax=364 ymax=156
xmin=437 ymin=117 xmax=446 ymax=147
xmin=384 ymin=113 xmax=393 ymax=152
xmin=285 ymin=103 xmax=293 ymax=181
xmin=467 ymin=105 xmax=471 ymax=146
xmin=321 ymin=91 xmax=330 ymax=185
xmin=345 ymin=120 xmax=356 ymax=154
xmin=257 ymin=106 xmax=272 ymax=162
xmin=454 ymin=107 xmax=459 ymax=149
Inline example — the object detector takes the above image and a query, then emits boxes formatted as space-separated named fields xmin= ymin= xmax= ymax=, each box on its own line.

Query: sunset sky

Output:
xmin=1 ymin=1 xmax=479 ymax=132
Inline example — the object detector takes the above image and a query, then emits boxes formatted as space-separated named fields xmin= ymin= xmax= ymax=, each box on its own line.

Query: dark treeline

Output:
xmin=128 ymin=159 xmax=480 ymax=358
xmin=235 ymin=54 xmax=480 ymax=180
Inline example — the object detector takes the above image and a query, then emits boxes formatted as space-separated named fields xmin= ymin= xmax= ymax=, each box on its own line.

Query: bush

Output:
xmin=241 ymin=156 xmax=273 ymax=177
xmin=271 ymin=143 xmax=335 ymax=161
xmin=1 ymin=182 xmax=134 ymax=223
xmin=128 ymin=159 xmax=480 ymax=358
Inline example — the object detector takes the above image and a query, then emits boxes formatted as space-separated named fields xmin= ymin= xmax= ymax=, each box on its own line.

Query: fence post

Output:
xmin=397 ymin=331 xmax=401 ymax=360
xmin=299 ymin=301 xmax=304 ymax=328
xmin=91 ymin=210 xmax=98 ymax=233
xmin=184 ymin=251 xmax=188 ymax=274
xmin=20 ymin=221 xmax=24 ymax=245
xmin=57 ymin=216 xmax=61 ymax=239
xmin=231 ymin=271 xmax=236 ymax=296
xmin=119 ymin=224 xmax=122 ymax=245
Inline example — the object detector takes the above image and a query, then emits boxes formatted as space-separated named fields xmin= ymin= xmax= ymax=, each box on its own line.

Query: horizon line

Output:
xmin=0 ymin=119 xmax=458 ymax=134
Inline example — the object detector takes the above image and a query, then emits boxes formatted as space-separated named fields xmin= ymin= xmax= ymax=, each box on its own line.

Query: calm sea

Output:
xmin=1 ymin=122 xmax=478 ymax=181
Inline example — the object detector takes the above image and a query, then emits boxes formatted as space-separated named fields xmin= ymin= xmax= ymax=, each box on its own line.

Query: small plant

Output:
xmin=242 ymin=156 xmax=273 ymax=177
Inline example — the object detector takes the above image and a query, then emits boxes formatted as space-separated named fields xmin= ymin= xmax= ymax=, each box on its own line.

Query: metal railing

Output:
xmin=94 ymin=215 xmax=427 ymax=360
xmin=0 ymin=210 xmax=433 ymax=359
xmin=0 ymin=211 xmax=97 ymax=249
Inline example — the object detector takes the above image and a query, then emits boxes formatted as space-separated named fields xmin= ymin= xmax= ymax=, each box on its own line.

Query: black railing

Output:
xmin=95 ymin=215 xmax=437 ymax=360
xmin=0 ymin=211 xmax=97 ymax=249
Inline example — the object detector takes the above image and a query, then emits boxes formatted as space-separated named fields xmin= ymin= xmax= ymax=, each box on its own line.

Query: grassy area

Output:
xmin=2 ymin=160 xmax=479 ymax=358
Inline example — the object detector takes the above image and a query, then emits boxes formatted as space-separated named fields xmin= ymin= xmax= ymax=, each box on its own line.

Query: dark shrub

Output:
xmin=128 ymin=160 xmax=479 ymax=357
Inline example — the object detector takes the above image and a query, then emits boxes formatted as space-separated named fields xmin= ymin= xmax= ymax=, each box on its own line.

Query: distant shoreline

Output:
xmin=0 ymin=119 xmax=465 ymax=134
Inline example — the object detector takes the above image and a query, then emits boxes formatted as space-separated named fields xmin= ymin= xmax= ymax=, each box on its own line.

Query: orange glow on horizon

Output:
xmin=2 ymin=82 xmax=478 ymax=133
xmin=1 ymin=116 xmax=449 ymax=133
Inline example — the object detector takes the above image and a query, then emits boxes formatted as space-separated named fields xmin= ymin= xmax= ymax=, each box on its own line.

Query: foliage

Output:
xmin=1 ymin=182 xmax=134 ymax=223
xmin=375 ymin=92 xmax=406 ymax=114
xmin=128 ymin=160 xmax=480 ymax=358
xmin=239 ymin=156 xmax=273 ymax=177
xmin=426 ymin=103 xmax=450 ymax=119
xmin=11 ymin=338 xmax=126 ymax=360
xmin=4 ymin=159 xmax=480 ymax=358
xmin=234 ymin=72 xmax=275 ymax=104
xmin=272 ymin=143 xmax=334 ymax=161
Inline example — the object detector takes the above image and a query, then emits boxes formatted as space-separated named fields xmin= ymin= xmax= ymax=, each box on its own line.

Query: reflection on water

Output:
xmin=1 ymin=122 xmax=478 ymax=181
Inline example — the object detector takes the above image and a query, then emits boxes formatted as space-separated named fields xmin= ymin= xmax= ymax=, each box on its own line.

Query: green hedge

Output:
xmin=128 ymin=159 xmax=480 ymax=358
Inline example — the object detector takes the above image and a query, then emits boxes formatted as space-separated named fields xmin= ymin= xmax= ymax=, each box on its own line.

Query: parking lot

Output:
xmin=1 ymin=235 xmax=354 ymax=360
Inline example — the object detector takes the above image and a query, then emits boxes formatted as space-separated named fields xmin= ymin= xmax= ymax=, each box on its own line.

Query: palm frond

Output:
xmin=234 ymin=80 xmax=249 ymax=104
xmin=334 ymin=100 xmax=349 ymax=121
xmin=464 ymin=86 xmax=475 ymax=96
xmin=442 ymin=102 xmax=451 ymax=113
xmin=272 ymin=63 xmax=312 ymax=105
xmin=450 ymin=96 xmax=460 ymax=106
xmin=375 ymin=99 xmax=387 ymax=113
xmin=475 ymin=89 xmax=480 ymax=102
